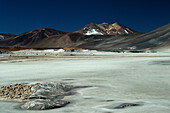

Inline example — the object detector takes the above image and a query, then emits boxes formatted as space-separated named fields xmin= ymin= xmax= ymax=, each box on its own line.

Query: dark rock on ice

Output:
xmin=114 ymin=103 xmax=141 ymax=109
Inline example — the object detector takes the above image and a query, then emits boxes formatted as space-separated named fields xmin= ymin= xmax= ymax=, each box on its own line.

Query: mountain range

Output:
xmin=0 ymin=22 xmax=170 ymax=52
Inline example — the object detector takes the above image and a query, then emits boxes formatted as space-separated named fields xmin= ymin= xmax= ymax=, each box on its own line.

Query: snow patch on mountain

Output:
xmin=126 ymin=28 xmax=134 ymax=33
xmin=0 ymin=35 xmax=4 ymax=40
xmin=124 ymin=30 xmax=129 ymax=34
xmin=85 ymin=29 xmax=103 ymax=35
xmin=44 ymin=33 xmax=49 ymax=37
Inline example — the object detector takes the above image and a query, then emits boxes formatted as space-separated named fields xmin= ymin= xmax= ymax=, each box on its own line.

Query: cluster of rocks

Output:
xmin=0 ymin=83 xmax=38 ymax=101
xmin=0 ymin=82 xmax=75 ymax=110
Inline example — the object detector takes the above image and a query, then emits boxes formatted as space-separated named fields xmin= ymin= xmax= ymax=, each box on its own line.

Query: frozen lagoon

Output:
xmin=0 ymin=56 xmax=170 ymax=113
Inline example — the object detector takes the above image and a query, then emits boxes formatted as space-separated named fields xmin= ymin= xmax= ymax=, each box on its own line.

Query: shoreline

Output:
xmin=1 ymin=51 xmax=170 ymax=63
xmin=0 ymin=48 xmax=170 ymax=63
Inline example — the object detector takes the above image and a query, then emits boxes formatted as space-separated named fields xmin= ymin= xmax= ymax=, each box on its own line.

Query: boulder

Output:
xmin=21 ymin=99 xmax=69 ymax=110
xmin=29 ymin=83 xmax=72 ymax=99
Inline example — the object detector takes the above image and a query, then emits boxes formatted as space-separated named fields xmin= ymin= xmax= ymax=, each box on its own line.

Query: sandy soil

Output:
xmin=0 ymin=55 xmax=170 ymax=113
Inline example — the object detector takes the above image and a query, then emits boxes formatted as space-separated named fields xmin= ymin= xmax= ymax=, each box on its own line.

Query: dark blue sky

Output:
xmin=0 ymin=0 xmax=169 ymax=35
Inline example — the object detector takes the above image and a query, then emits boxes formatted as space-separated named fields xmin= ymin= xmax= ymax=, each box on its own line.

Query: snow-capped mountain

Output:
xmin=74 ymin=23 xmax=106 ymax=35
xmin=75 ymin=24 xmax=170 ymax=52
xmin=74 ymin=22 xmax=139 ymax=36
xmin=0 ymin=23 xmax=170 ymax=52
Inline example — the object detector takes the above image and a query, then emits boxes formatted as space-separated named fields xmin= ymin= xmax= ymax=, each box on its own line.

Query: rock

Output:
xmin=21 ymin=99 xmax=69 ymax=110
xmin=29 ymin=83 xmax=70 ymax=99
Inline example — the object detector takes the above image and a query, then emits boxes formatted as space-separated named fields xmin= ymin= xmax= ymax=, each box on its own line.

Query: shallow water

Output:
xmin=0 ymin=57 xmax=170 ymax=113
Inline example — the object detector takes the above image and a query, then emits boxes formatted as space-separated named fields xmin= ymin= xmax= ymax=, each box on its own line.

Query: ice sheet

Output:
xmin=0 ymin=57 xmax=170 ymax=112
